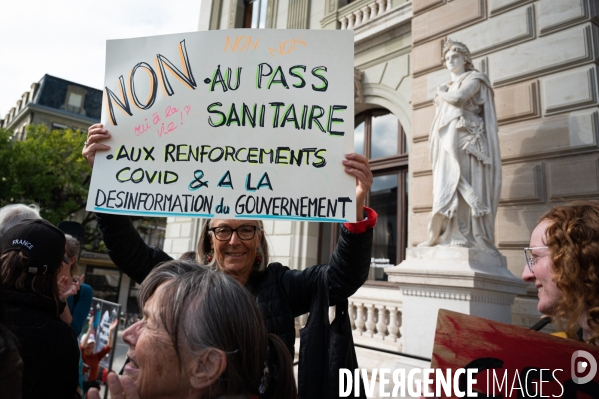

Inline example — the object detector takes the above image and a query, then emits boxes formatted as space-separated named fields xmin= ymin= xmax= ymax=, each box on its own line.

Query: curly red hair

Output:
xmin=541 ymin=200 xmax=599 ymax=344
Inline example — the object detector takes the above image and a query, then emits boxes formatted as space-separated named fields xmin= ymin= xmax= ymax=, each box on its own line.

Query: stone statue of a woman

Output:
xmin=419 ymin=39 xmax=501 ymax=253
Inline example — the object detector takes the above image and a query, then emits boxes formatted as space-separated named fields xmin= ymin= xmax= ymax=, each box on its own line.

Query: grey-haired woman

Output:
xmin=89 ymin=260 xmax=297 ymax=399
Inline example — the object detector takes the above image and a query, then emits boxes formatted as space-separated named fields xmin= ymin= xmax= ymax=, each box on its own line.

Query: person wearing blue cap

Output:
xmin=0 ymin=218 xmax=79 ymax=399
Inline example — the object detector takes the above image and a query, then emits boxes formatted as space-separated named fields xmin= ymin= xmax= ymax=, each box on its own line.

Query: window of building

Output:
xmin=318 ymin=108 xmax=408 ymax=284
xmin=19 ymin=124 xmax=28 ymax=140
xmin=132 ymin=217 xmax=166 ymax=249
xmin=67 ymin=93 xmax=83 ymax=112
xmin=244 ymin=0 xmax=268 ymax=28
xmin=51 ymin=123 xmax=69 ymax=130
xmin=62 ymin=85 xmax=87 ymax=115
xmin=137 ymin=222 xmax=166 ymax=248
xmin=84 ymin=266 xmax=122 ymax=303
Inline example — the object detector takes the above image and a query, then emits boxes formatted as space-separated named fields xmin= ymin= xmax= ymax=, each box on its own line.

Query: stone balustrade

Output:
xmin=339 ymin=0 xmax=392 ymax=30
xmin=296 ymin=285 xmax=403 ymax=352
xmin=347 ymin=289 xmax=403 ymax=352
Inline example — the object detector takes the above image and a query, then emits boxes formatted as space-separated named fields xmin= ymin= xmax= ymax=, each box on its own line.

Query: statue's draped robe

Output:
xmin=422 ymin=70 xmax=501 ymax=252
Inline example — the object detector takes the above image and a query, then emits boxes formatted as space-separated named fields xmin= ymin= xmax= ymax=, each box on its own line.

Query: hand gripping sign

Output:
xmin=86 ymin=29 xmax=356 ymax=222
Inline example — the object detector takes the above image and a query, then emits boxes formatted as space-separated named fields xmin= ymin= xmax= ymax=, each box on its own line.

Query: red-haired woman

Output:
xmin=522 ymin=200 xmax=599 ymax=343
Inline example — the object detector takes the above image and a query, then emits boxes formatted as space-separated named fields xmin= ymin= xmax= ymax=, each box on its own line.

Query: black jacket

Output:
xmin=4 ymin=290 xmax=79 ymax=399
xmin=0 ymin=324 xmax=23 ymax=399
xmin=96 ymin=213 xmax=372 ymax=396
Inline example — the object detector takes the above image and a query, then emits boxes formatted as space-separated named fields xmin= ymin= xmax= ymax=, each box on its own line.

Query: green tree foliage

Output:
xmin=0 ymin=124 xmax=109 ymax=251
xmin=0 ymin=124 xmax=166 ymax=253
xmin=0 ymin=124 xmax=90 ymax=224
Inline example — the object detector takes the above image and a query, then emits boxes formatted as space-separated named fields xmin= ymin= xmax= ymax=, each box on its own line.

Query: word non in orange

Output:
xmin=224 ymin=35 xmax=260 ymax=52
xmin=268 ymin=35 xmax=306 ymax=57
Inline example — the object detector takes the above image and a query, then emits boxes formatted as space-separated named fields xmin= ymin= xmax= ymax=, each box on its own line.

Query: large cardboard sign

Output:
xmin=431 ymin=309 xmax=599 ymax=398
xmin=86 ymin=29 xmax=356 ymax=222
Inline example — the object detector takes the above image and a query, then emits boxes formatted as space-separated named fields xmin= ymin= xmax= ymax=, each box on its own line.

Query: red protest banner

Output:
xmin=430 ymin=309 xmax=599 ymax=398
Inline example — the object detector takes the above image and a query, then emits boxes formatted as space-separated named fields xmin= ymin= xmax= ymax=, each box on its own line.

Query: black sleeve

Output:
xmin=22 ymin=325 xmax=80 ymax=399
xmin=280 ymin=224 xmax=373 ymax=317
xmin=46 ymin=328 xmax=80 ymax=399
xmin=95 ymin=212 xmax=173 ymax=284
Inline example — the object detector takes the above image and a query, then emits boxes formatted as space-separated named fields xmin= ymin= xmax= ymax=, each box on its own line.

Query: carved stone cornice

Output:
xmin=354 ymin=67 xmax=364 ymax=104
xmin=386 ymin=247 xmax=528 ymax=296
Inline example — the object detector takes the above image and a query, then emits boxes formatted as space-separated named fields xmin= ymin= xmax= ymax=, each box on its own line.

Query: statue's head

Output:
xmin=441 ymin=39 xmax=476 ymax=72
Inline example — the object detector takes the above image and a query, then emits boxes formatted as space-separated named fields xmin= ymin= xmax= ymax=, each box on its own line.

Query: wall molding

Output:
xmin=413 ymin=0 xmax=445 ymax=17
xmin=227 ymin=0 xmax=238 ymax=28
xmin=499 ymin=109 xmax=599 ymax=163
xmin=490 ymin=24 xmax=599 ymax=87
xmin=266 ymin=0 xmax=280 ymax=28
xmin=489 ymin=0 xmax=534 ymax=17
xmin=210 ymin=0 xmax=222 ymax=30
xmin=495 ymin=80 xmax=541 ymax=125
xmin=287 ymin=0 xmax=310 ymax=29
xmin=412 ymin=0 xmax=486 ymax=46
xmin=451 ymin=5 xmax=536 ymax=59
xmin=542 ymin=65 xmax=599 ymax=116
xmin=547 ymin=155 xmax=599 ymax=200
xmin=539 ymin=0 xmax=599 ymax=37
xmin=361 ymin=83 xmax=413 ymax=138
xmin=498 ymin=162 xmax=546 ymax=206
xmin=401 ymin=289 xmax=515 ymax=305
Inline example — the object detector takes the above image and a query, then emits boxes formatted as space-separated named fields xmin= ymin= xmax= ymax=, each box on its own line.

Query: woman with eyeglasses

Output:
xmin=522 ymin=200 xmax=599 ymax=344
xmin=83 ymin=123 xmax=377 ymax=397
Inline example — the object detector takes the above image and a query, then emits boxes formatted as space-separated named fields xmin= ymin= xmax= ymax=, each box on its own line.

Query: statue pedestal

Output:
xmin=385 ymin=247 xmax=527 ymax=358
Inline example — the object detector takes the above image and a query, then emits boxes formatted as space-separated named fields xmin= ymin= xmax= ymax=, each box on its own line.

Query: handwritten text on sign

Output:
xmin=86 ymin=30 xmax=355 ymax=222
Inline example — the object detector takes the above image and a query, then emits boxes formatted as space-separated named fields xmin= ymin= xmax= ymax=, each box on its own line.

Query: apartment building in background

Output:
xmin=0 ymin=74 xmax=102 ymax=139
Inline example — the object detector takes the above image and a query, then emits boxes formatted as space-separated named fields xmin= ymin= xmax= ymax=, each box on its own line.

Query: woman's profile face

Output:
xmin=522 ymin=220 xmax=562 ymax=315
xmin=122 ymin=284 xmax=186 ymax=398
xmin=444 ymin=48 xmax=466 ymax=75
xmin=57 ymin=254 xmax=71 ymax=280
xmin=210 ymin=219 xmax=262 ymax=281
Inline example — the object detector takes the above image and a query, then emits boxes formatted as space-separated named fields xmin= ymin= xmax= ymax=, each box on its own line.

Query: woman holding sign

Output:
xmin=84 ymin=122 xmax=376 ymax=397
xmin=522 ymin=200 xmax=599 ymax=344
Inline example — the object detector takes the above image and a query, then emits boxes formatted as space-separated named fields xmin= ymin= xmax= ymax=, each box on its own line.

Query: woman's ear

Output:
xmin=257 ymin=229 xmax=264 ymax=244
xmin=188 ymin=348 xmax=227 ymax=390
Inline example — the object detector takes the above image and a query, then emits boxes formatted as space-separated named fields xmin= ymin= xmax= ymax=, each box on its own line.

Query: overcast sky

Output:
xmin=0 ymin=0 xmax=202 ymax=118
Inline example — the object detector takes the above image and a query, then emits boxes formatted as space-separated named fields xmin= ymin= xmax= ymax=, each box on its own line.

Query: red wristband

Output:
xmin=343 ymin=206 xmax=377 ymax=234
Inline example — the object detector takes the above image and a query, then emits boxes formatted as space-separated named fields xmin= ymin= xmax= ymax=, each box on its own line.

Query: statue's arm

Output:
xmin=437 ymin=79 xmax=480 ymax=105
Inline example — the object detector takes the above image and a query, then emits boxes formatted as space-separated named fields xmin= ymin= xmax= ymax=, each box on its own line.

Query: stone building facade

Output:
xmin=409 ymin=0 xmax=599 ymax=330
xmin=1 ymin=74 xmax=103 ymax=139
xmin=162 ymin=0 xmax=599 ymax=393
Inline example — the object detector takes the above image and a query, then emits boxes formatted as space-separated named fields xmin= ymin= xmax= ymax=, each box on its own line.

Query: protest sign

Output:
xmin=429 ymin=309 xmax=599 ymax=398
xmin=89 ymin=297 xmax=120 ymax=371
xmin=86 ymin=29 xmax=356 ymax=222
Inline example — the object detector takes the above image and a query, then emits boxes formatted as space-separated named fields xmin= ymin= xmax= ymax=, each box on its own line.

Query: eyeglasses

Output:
xmin=523 ymin=246 xmax=549 ymax=273
xmin=209 ymin=225 xmax=259 ymax=241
